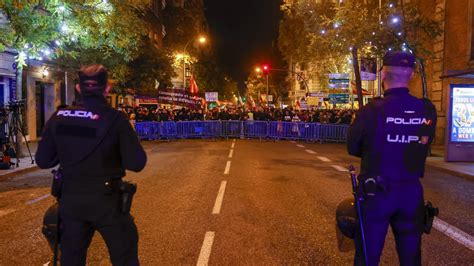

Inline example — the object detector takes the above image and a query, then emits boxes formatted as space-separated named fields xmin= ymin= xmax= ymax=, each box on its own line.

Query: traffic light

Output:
xmin=262 ymin=64 xmax=270 ymax=75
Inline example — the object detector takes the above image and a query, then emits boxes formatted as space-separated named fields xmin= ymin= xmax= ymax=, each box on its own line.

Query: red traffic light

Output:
xmin=262 ymin=64 xmax=270 ymax=75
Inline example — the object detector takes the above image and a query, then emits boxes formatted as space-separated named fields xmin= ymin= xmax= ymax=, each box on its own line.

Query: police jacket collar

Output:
xmin=384 ymin=87 xmax=409 ymax=96
xmin=81 ymin=96 xmax=108 ymax=107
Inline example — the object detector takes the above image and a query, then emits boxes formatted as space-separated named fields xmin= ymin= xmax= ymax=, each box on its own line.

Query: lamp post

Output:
xmin=183 ymin=36 xmax=206 ymax=90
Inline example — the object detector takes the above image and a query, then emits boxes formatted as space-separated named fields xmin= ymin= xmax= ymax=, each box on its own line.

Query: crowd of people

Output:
xmin=118 ymin=105 xmax=355 ymax=124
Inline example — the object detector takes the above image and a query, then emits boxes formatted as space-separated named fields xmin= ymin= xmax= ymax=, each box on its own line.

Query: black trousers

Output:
xmin=354 ymin=181 xmax=425 ymax=266
xmin=59 ymin=193 xmax=139 ymax=266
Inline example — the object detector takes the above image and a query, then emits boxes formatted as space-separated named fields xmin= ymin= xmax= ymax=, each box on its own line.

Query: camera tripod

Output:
xmin=1 ymin=101 xmax=35 ymax=168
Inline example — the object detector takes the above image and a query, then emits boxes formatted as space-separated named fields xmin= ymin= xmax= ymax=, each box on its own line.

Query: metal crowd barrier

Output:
xmin=135 ymin=120 xmax=349 ymax=142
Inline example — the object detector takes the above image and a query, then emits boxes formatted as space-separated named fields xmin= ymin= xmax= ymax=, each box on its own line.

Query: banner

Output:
xmin=205 ymin=92 xmax=218 ymax=102
xmin=157 ymin=87 xmax=201 ymax=107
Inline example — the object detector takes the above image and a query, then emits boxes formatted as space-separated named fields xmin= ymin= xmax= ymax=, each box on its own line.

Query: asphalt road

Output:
xmin=0 ymin=140 xmax=473 ymax=265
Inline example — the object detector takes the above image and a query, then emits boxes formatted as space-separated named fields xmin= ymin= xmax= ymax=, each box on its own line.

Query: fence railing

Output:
xmin=135 ymin=121 xmax=350 ymax=142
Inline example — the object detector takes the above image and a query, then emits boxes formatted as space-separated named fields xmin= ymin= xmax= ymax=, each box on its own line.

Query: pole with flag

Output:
xmin=189 ymin=75 xmax=199 ymax=94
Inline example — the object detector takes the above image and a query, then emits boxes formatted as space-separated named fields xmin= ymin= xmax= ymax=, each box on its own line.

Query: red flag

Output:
xmin=189 ymin=75 xmax=199 ymax=94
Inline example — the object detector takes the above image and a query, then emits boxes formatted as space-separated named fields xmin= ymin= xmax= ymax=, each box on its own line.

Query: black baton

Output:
xmin=349 ymin=165 xmax=369 ymax=266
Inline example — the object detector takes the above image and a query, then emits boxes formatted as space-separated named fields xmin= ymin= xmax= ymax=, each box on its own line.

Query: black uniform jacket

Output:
xmin=35 ymin=97 xmax=147 ymax=186
xmin=347 ymin=88 xmax=437 ymax=181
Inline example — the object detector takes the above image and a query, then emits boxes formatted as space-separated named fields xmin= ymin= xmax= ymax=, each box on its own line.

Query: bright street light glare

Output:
xmin=199 ymin=37 xmax=207 ymax=44
xmin=255 ymin=67 xmax=262 ymax=73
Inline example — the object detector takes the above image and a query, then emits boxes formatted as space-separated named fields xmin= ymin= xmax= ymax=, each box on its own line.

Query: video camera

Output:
xmin=0 ymin=100 xmax=26 ymax=115
xmin=6 ymin=99 xmax=25 ymax=112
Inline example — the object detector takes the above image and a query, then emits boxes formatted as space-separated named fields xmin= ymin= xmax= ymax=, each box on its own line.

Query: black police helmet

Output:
xmin=336 ymin=198 xmax=357 ymax=238
xmin=335 ymin=198 xmax=357 ymax=252
xmin=42 ymin=203 xmax=60 ymax=252
xmin=382 ymin=51 xmax=416 ymax=68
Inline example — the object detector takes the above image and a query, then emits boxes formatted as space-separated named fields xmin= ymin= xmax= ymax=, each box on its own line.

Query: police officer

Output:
xmin=347 ymin=51 xmax=437 ymax=266
xmin=35 ymin=64 xmax=147 ymax=265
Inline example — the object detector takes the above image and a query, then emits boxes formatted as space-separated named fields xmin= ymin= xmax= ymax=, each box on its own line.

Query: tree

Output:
xmin=162 ymin=1 xmax=207 ymax=53
xmin=191 ymin=53 xmax=239 ymax=101
xmin=279 ymin=0 xmax=443 ymax=106
xmin=0 ymin=1 xmax=150 ymax=66
xmin=0 ymin=1 xmax=181 ymax=98
xmin=122 ymin=42 xmax=175 ymax=96
xmin=245 ymin=72 xmax=266 ymax=104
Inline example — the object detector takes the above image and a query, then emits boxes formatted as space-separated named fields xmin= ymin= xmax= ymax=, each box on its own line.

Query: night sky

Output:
xmin=203 ymin=0 xmax=283 ymax=86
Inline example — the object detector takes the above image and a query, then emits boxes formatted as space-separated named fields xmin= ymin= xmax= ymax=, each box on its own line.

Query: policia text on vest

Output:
xmin=35 ymin=64 xmax=147 ymax=266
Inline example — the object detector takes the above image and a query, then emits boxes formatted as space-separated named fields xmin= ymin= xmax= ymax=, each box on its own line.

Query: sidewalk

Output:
xmin=426 ymin=145 xmax=474 ymax=181
xmin=0 ymin=141 xmax=39 ymax=181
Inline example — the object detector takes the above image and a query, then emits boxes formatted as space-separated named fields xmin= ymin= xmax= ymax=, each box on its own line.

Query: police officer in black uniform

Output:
xmin=347 ymin=51 xmax=437 ymax=266
xmin=36 ymin=64 xmax=147 ymax=265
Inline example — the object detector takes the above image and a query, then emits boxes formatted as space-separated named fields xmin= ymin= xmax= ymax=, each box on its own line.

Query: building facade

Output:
xmin=409 ymin=0 xmax=474 ymax=144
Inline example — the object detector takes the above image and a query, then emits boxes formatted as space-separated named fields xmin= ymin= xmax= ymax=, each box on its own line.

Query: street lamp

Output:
xmin=183 ymin=36 xmax=207 ymax=90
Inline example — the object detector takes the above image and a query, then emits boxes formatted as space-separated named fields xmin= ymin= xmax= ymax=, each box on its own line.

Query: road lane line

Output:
xmin=290 ymin=141 xmax=296 ymax=143
xmin=212 ymin=181 xmax=227 ymax=214
xmin=232 ymin=139 xmax=236 ymax=143
xmin=231 ymin=143 xmax=235 ymax=148
xmin=297 ymin=144 xmax=305 ymax=148
xmin=434 ymin=217 xmax=474 ymax=251
xmin=0 ymin=209 xmax=15 ymax=218
xmin=224 ymin=161 xmax=231 ymax=175
xmin=331 ymin=165 xmax=348 ymax=172
xmin=26 ymin=194 xmax=50 ymax=205
xmin=197 ymin=231 xmax=215 ymax=266
xmin=305 ymin=149 xmax=316 ymax=154
xmin=317 ymin=156 xmax=332 ymax=162
xmin=228 ymin=149 xmax=234 ymax=158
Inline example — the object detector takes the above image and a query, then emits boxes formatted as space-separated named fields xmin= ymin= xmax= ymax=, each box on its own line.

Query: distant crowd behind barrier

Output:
xmin=134 ymin=120 xmax=350 ymax=142
xmin=119 ymin=105 xmax=355 ymax=124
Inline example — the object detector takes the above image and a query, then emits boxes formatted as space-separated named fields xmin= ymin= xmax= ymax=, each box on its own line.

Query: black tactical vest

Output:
xmin=52 ymin=103 xmax=120 ymax=168
xmin=363 ymin=88 xmax=436 ymax=181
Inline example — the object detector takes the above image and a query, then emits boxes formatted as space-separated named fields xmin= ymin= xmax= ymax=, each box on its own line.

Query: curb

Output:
xmin=426 ymin=162 xmax=474 ymax=182
xmin=0 ymin=165 xmax=40 ymax=182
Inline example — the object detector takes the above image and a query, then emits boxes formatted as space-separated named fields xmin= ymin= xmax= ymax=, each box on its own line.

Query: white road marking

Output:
xmin=228 ymin=149 xmax=234 ymax=158
xmin=331 ymin=165 xmax=348 ymax=172
xmin=434 ymin=217 xmax=474 ymax=251
xmin=232 ymin=139 xmax=236 ymax=143
xmin=43 ymin=262 xmax=50 ymax=266
xmin=0 ymin=209 xmax=15 ymax=218
xmin=231 ymin=143 xmax=235 ymax=149
xmin=297 ymin=144 xmax=305 ymax=148
xmin=290 ymin=141 xmax=296 ymax=144
xmin=305 ymin=149 xmax=316 ymax=154
xmin=26 ymin=194 xmax=50 ymax=205
xmin=317 ymin=156 xmax=332 ymax=162
xmin=224 ymin=161 xmax=231 ymax=175
xmin=212 ymin=181 xmax=227 ymax=214
xmin=197 ymin=231 xmax=215 ymax=266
